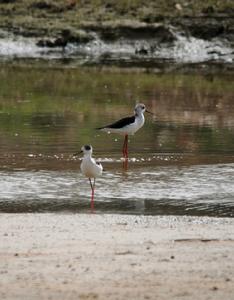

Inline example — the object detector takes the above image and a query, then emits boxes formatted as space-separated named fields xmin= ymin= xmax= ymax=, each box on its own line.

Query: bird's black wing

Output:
xmin=97 ymin=115 xmax=135 ymax=129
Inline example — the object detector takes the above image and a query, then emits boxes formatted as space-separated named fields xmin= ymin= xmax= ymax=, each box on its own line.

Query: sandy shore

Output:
xmin=0 ymin=214 xmax=234 ymax=300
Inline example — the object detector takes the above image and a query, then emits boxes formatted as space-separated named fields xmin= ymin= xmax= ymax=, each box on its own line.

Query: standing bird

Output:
xmin=97 ymin=103 xmax=153 ymax=159
xmin=79 ymin=145 xmax=103 ymax=209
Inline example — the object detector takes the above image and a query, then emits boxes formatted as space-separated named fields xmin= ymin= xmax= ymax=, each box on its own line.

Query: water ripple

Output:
xmin=0 ymin=163 xmax=233 ymax=216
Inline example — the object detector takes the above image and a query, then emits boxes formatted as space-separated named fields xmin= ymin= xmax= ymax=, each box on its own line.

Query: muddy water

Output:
xmin=0 ymin=64 xmax=233 ymax=216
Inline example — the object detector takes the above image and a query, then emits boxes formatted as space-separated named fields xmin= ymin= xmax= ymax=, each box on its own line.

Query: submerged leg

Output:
xmin=123 ymin=156 xmax=128 ymax=170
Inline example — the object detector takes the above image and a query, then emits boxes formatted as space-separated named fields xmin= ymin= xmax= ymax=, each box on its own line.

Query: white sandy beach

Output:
xmin=0 ymin=214 xmax=234 ymax=300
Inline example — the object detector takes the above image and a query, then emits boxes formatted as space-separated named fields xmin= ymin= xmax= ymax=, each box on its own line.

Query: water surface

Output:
xmin=0 ymin=64 xmax=233 ymax=216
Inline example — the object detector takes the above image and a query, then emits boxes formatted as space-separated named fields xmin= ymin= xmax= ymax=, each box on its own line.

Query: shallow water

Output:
xmin=0 ymin=163 xmax=233 ymax=216
xmin=0 ymin=64 xmax=234 ymax=216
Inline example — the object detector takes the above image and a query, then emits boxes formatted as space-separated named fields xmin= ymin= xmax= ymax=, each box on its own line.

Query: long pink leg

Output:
xmin=122 ymin=135 xmax=128 ymax=158
xmin=89 ymin=178 xmax=95 ymax=211
xmin=124 ymin=135 xmax=128 ymax=158
xmin=122 ymin=135 xmax=129 ymax=170
xmin=122 ymin=135 xmax=127 ymax=158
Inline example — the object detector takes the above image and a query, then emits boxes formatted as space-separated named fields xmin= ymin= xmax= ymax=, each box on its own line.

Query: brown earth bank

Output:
xmin=0 ymin=1 xmax=234 ymax=72
xmin=0 ymin=213 xmax=234 ymax=299
xmin=0 ymin=0 xmax=234 ymax=45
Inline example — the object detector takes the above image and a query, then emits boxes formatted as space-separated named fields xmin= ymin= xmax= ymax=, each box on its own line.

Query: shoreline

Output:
xmin=0 ymin=2 xmax=234 ymax=69
xmin=0 ymin=213 xmax=233 ymax=299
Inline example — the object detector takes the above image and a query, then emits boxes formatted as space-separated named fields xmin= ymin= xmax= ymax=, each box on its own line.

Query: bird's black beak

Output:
xmin=73 ymin=150 xmax=83 ymax=157
xmin=146 ymin=109 xmax=154 ymax=115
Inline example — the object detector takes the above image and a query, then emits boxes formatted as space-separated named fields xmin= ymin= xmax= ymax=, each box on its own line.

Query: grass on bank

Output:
xmin=0 ymin=0 xmax=234 ymax=36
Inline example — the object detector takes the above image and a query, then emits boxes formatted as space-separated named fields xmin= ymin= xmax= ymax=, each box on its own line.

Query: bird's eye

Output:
xmin=142 ymin=106 xmax=145 ymax=109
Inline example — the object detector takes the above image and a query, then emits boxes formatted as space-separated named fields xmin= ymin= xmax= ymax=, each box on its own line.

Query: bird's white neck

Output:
xmin=83 ymin=153 xmax=92 ymax=159
xmin=135 ymin=111 xmax=145 ymax=120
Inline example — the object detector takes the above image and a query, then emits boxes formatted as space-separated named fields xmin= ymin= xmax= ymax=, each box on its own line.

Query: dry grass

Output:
xmin=0 ymin=0 xmax=233 ymax=36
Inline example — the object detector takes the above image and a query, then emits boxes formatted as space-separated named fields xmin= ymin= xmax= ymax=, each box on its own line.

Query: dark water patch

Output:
xmin=1 ymin=198 xmax=233 ymax=217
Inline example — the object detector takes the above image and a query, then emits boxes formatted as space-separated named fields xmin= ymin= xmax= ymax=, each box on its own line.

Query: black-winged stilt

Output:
xmin=79 ymin=145 xmax=103 ymax=209
xmin=97 ymin=103 xmax=153 ymax=159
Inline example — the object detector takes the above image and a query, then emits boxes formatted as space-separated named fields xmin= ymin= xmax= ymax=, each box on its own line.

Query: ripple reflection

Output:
xmin=0 ymin=163 xmax=233 ymax=217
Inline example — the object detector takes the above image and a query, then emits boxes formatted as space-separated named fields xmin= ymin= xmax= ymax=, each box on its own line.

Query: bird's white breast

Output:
xmin=81 ymin=157 xmax=103 ymax=178
xmin=126 ymin=114 xmax=145 ymax=135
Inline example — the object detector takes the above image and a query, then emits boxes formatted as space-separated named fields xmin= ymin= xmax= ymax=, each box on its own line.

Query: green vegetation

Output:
xmin=0 ymin=0 xmax=234 ymax=37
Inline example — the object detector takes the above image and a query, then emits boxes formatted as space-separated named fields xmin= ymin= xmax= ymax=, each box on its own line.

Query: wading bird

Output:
xmin=97 ymin=103 xmax=153 ymax=159
xmin=79 ymin=145 xmax=103 ymax=209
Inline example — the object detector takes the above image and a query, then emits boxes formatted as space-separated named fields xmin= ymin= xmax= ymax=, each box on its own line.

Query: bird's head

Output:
xmin=134 ymin=103 xmax=145 ymax=114
xmin=134 ymin=103 xmax=153 ymax=115
xmin=81 ymin=144 xmax=93 ymax=155
xmin=73 ymin=145 xmax=93 ymax=158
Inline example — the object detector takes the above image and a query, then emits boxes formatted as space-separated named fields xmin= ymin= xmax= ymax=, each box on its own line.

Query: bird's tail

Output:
xmin=95 ymin=126 xmax=107 ymax=130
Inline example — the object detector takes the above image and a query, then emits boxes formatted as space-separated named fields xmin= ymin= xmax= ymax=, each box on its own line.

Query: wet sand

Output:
xmin=0 ymin=214 xmax=234 ymax=300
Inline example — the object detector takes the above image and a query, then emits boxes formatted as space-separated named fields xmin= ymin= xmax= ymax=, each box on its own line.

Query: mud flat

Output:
xmin=0 ymin=213 xmax=233 ymax=299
